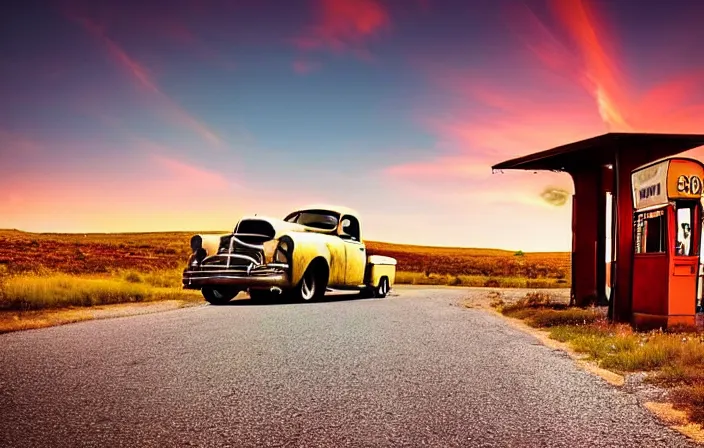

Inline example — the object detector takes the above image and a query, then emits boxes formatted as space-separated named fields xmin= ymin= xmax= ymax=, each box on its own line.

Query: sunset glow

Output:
xmin=2 ymin=0 xmax=704 ymax=251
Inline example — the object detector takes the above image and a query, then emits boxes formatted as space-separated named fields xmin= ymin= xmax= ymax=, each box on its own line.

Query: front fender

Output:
xmin=286 ymin=233 xmax=331 ymax=286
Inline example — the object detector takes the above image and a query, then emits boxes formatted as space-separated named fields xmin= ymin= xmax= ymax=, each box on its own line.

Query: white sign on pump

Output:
xmin=632 ymin=159 xmax=669 ymax=210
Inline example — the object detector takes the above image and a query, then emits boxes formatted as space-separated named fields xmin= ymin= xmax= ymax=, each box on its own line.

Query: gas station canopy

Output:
xmin=491 ymin=132 xmax=704 ymax=326
xmin=492 ymin=133 xmax=704 ymax=172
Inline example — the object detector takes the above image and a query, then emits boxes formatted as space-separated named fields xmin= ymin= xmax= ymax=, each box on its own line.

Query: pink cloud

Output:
xmin=0 ymin=131 xmax=317 ymax=233
xmin=384 ymin=59 xmax=606 ymax=190
xmin=387 ymin=0 xmax=704 ymax=209
xmin=294 ymin=0 xmax=390 ymax=56
xmin=150 ymin=154 xmax=230 ymax=189
xmin=507 ymin=0 xmax=704 ymax=135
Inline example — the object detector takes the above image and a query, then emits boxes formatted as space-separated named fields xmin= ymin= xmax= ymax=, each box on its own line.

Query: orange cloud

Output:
xmin=294 ymin=0 xmax=389 ymax=55
xmin=506 ymin=0 xmax=631 ymax=131
xmin=512 ymin=0 xmax=704 ymax=137
xmin=390 ymin=0 xmax=704 ymax=203
xmin=68 ymin=14 xmax=223 ymax=148
xmin=385 ymin=59 xmax=605 ymax=191
xmin=548 ymin=0 xmax=630 ymax=130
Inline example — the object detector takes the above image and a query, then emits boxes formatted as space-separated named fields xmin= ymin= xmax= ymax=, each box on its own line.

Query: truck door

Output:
xmin=340 ymin=215 xmax=366 ymax=286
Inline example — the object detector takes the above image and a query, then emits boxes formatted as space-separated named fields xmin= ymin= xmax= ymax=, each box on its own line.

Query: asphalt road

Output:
xmin=1 ymin=286 xmax=699 ymax=447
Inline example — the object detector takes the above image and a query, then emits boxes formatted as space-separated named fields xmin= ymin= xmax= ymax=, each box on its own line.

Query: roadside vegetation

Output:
xmin=366 ymin=241 xmax=570 ymax=287
xmin=492 ymin=292 xmax=704 ymax=426
xmin=395 ymin=271 xmax=566 ymax=289
xmin=0 ymin=269 xmax=199 ymax=311
xmin=0 ymin=229 xmax=571 ymax=312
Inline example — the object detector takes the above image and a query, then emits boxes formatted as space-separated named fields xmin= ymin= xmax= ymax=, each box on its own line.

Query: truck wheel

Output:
xmin=374 ymin=277 xmax=389 ymax=298
xmin=202 ymin=287 xmax=239 ymax=305
xmin=360 ymin=287 xmax=374 ymax=299
xmin=292 ymin=262 xmax=327 ymax=302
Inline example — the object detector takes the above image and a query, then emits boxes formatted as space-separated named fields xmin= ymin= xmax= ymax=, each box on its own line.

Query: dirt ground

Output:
xmin=445 ymin=285 xmax=572 ymax=308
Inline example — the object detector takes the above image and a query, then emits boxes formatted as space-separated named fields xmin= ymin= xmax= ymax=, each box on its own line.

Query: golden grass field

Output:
xmin=0 ymin=229 xmax=571 ymax=313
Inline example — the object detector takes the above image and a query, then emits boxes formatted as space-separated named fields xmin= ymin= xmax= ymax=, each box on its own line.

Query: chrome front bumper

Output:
xmin=182 ymin=263 xmax=290 ymax=290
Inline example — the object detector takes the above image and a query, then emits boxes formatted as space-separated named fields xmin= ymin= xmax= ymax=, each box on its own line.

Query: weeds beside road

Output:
xmin=0 ymin=269 xmax=199 ymax=311
xmin=492 ymin=291 xmax=704 ymax=430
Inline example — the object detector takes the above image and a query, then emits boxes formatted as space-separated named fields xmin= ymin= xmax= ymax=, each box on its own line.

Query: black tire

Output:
xmin=360 ymin=287 xmax=374 ymax=299
xmin=291 ymin=261 xmax=327 ymax=302
xmin=202 ymin=287 xmax=239 ymax=305
xmin=374 ymin=277 xmax=389 ymax=298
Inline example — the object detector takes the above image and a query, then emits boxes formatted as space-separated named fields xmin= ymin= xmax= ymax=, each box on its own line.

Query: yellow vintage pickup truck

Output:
xmin=182 ymin=204 xmax=397 ymax=304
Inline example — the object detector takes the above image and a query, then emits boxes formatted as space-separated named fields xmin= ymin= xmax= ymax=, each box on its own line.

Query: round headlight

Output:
xmin=194 ymin=248 xmax=207 ymax=263
xmin=190 ymin=235 xmax=203 ymax=252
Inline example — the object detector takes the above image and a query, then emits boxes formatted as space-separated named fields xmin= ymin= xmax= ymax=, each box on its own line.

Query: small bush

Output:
xmin=649 ymin=365 xmax=704 ymax=387
xmin=124 ymin=271 xmax=144 ymax=283
xmin=548 ymin=324 xmax=610 ymax=342
xmin=524 ymin=291 xmax=553 ymax=307
xmin=501 ymin=291 xmax=556 ymax=314
xmin=488 ymin=291 xmax=504 ymax=308
xmin=670 ymin=386 xmax=704 ymax=423
xmin=484 ymin=278 xmax=500 ymax=287
xmin=527 ymin=308 xmax=601 ymax=327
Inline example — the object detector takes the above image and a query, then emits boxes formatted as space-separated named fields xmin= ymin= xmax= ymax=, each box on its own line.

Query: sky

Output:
xmin=2 ymin=0 xmax=704 ymax=252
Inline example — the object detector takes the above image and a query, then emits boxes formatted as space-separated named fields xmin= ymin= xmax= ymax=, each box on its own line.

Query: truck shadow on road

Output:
xmin=219 ymin=292 xmax=386 ymax=306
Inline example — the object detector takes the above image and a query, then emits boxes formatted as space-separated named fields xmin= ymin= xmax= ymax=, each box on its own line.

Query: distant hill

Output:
xmin=0 ymin=229 xmax=570 ymax=285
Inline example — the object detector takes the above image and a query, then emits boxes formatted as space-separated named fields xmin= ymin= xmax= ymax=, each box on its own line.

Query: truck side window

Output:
xmin=340 ymin=216 xmax=361 ymax=241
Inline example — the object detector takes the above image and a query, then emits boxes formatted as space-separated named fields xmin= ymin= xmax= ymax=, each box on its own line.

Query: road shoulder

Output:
xmin=475 ymin=303 xmax=704 ymax=445
xmin=0 ymin=299 xmax=206 ymax=334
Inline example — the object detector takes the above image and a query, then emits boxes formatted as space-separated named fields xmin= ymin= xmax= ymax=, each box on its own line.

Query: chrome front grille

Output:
xmin=233 ymin=246 xmax=264 ymax=265
xmin=210 ymin=234 xmax=266 ymax=267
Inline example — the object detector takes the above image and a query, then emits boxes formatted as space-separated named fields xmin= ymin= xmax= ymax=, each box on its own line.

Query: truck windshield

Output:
xmin=285 ymin=210 xmax=339 ymax=230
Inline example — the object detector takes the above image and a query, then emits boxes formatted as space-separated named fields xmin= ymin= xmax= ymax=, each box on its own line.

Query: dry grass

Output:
xmin=494 ymin=293 xmax=704 ymax=426
xmin=0 ymin=229 xmax=571 ymax=288
xmin=0 ymin=229 xmax=199 ymax=275
xmin=0 ymin=273 xmax=200 ymax=311
xmin=0 ymin=229 xmax=571 ymax=312
xmin=395 ymin=271 xmax=567 ymax=288
xmin=366 ymin=241 xmax=570 ymax=282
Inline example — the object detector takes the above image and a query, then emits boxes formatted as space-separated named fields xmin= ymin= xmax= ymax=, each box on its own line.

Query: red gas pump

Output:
xmin=631 ymin=157 xmax=704 ymax=330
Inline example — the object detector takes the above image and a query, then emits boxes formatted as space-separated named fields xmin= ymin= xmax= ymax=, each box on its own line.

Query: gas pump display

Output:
xmin=630 ymin=157 xmax=704 ymax=329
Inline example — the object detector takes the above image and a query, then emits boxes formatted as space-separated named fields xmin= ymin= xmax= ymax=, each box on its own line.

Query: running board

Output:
xmin=325 ymin=285 xmax=367 ymax=293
